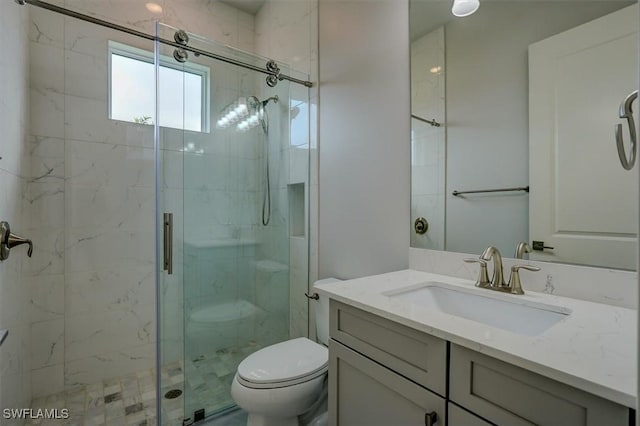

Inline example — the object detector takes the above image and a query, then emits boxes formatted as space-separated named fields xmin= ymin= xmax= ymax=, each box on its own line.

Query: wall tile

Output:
xmin=31 ymin=319 xmax=64 ymax=369
xmin=31 ymin=364 xmax=64 ymax=398
xmin=29 ymin=274 xmax=65 ymax=323
xmin=65 ymin=305 xmax=155 ymax=362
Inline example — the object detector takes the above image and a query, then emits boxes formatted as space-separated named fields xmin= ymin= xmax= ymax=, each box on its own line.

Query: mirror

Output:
xmin=410 ymin=0 xmax=639 ymax=270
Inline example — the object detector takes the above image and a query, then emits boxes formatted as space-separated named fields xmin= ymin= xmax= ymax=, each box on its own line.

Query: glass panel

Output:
xmin=156 ymin=22 xmax=310 ymax=424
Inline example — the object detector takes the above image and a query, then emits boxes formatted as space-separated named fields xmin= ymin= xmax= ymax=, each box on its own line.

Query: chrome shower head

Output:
xmin=261 ymin=95 xmax=279 ymax=107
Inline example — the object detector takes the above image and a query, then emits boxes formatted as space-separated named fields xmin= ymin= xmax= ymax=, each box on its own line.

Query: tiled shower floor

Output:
xmin=28 ymin=341 xmax=260 ymax=426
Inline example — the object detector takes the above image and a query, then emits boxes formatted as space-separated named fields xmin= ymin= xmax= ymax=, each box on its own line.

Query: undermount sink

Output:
xmin=383 ymin=282 xmax=571 ymax=336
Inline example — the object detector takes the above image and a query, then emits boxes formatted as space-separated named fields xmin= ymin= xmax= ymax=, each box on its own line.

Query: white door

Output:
xmin=529 ymin=4 xmax=638 ymax=270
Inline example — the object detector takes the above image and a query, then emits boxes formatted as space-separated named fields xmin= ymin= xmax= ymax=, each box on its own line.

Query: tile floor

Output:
xmin=28 ymin=341 xmax=260 ymax=426
xmin=27 ymin=368 xmax=156 ymax=426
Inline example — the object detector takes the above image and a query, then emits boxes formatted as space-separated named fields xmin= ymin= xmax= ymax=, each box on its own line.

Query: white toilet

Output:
xmin=231 ymin=278 xmax=340 ymax=426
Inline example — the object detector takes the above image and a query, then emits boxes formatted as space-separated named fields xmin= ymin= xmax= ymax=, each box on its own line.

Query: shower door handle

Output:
xmin=163 ymin=213 xmax=173 ymax=275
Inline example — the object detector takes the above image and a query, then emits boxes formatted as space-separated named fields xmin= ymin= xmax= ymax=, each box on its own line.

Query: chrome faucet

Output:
xmin=480 ymin=246 xmax=506 ymax=288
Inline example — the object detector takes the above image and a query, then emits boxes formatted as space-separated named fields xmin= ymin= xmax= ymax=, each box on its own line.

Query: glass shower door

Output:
xmin=156 ymin=22 xmax=308 ymax=425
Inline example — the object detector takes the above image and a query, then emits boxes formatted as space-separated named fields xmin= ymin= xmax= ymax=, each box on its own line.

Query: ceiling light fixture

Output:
xmin=145 ymin=2 xmax=163 ymax=14
xmin=452 ymin=0 xmax=479 ymax=17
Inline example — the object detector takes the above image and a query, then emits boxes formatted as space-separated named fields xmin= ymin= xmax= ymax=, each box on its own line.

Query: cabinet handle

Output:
xmin=424 ymin=411 xmax=438 ymax=426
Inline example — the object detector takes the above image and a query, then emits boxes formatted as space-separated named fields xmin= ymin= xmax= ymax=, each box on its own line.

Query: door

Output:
xmin=529 ymin=4 xmax=638 ymax=269
xmin=156 ymin=22 xmax=311 ymax=425
xmin=329 ymin=339 xmax=446 ymax=426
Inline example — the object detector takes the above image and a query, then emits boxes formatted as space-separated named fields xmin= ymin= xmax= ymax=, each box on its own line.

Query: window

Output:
xmin=108 ymin=41 xmax=210 ymax=132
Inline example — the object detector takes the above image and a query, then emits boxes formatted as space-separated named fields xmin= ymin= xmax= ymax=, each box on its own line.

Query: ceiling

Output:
xmin=220 ymin=0 xmax=266 ymax=15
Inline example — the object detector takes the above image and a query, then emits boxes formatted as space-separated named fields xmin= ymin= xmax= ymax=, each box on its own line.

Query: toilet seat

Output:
xmin=237 ymin=337 xmax=328 ymax=389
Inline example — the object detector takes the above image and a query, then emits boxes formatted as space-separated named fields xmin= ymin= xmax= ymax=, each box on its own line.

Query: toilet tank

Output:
xmin=313 ymin=278 xmax=341 ymax=345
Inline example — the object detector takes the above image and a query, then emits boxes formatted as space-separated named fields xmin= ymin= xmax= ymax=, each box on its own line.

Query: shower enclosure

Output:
xmin=9 ymin=1 xmax=311 ymax=425
xmin=155 ymin=24 xmax=311 ymax=425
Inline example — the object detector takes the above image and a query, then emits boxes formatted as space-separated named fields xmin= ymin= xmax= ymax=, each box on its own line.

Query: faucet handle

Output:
xmin=464 ymin=258 xmax=491 ymax=288
xmin=0 ymin=221 xmax=33 ymax=260
xmin=508 ymin=264 xmax=541 ymax=295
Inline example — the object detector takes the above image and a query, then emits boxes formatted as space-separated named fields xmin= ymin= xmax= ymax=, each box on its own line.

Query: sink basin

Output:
xmin=383 ymin=282 xmax=571 ymax=336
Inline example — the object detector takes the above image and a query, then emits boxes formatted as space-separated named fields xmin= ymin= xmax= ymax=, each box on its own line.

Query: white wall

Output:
xmin=0 ymin=1 xmax=32 ymax=418
xmin=318 ymin=0 xmax=411 ymax=279
xmin=444 ymin=1 xmax=632 ymax=256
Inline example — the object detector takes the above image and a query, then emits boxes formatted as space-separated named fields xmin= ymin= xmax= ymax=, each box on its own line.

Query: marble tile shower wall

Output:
xmin=0 ymin=1 xmax=32 ymax=418
xmin=26 ymin=0 xmax=258 ymax=398
xmin=411 ymin=27 xmax=445 ymax=251
xmin=255 ymin=0 xmax=318 ymax=339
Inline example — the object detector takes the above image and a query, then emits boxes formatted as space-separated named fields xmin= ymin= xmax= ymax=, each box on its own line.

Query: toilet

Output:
xmin=231 ymin=278 xmax=340 ymax=426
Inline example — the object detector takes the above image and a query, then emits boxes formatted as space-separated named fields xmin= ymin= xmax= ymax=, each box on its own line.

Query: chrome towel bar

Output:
xmin=452 ymin=186 xmax=529 ymax=196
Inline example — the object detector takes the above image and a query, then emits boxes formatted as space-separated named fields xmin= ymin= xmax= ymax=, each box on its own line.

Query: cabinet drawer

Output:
xmin=450 ymin=344 xmax=629 ymax=426
xmin=448 ymin=403 xmax=493 ymax=426
xmin=330 ymin=300 xmax=447 ymax=395
xmin=329 ymin=339 xmax=446 ymax=426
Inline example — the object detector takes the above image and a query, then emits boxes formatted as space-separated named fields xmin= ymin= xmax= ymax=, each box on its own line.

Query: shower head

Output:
xmin=261 ymin=95 xmax=279 ymax=107
xmin=216 ymin=95 xmax=278 ymax=131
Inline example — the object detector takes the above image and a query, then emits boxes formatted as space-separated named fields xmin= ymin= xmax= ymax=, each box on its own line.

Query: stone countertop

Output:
xmin=316 ymin=269 xmax=637 ymax=408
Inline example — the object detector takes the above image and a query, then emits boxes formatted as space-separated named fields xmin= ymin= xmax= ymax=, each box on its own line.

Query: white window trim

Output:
xmin=108 ymin=40 xmax=211 ymax=133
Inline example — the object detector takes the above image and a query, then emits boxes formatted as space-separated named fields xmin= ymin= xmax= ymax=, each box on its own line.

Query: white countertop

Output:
xmin=316 ymin=269 xmax=637 ymax=408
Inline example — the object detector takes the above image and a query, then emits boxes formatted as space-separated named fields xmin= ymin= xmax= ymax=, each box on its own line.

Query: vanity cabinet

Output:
xmin=447 ymin=403 xmax=492 ymax=426
xmin=449 ymin=344 xmax=629 ymax=426
xmin=329 ymin=339 xmax=445 ymax=425
xmin=328 ymin=300 xmax=632 ymax=426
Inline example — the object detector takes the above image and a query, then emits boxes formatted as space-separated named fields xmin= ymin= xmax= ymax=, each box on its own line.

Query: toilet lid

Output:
xmin=237 ymin=337 xmax=328 ymax=385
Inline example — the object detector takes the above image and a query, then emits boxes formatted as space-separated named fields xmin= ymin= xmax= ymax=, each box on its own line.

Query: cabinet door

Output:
xmin=448 ymin=403 xmax=493 ymax=426
xmin=329 ymin=339 xmax=445 ymax=426
xmin=449 ymin=344 xmax=629 ymax=426
xmin=330 ymin=300 xmax=447 ymax=395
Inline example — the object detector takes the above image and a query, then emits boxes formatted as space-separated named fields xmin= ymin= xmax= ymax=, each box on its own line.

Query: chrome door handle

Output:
xmin=163 ymin=213 xmax=173 ymax=275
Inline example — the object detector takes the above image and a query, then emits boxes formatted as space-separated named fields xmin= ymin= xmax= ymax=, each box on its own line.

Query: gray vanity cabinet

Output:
xmin=329 ymin=339 xmax=446 ymax=426
xmin=449 ymin=344 xmax=629 ymax=426
xmin=447 ymin=403 xmax=492 ymax=426
xmin=329 ymin=300 xmax=447 ymax=425
xmin=328 ymin=300 xmax=632 ymax=426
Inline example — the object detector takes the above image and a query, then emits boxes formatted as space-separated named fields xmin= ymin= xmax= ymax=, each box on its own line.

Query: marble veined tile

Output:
xmin=25 ymin=182 xmax=65 ymax=228
xmin=65 ymin=306 xmax=155 ymax=362
xmin=65 ymin=95 xmax=155 ymax=147
xmin=64 ymin=228 xmax=154 ymax=273
xmin=65 ymin=49 xmax=108 ymax=101
xmin=65 ymin=139 xmax=154 ymax=188
xmin=29 ymin=274 xmax=65 ymax=323
xmin=29 ymin=7 xmax=64 ymax=48
xmin=23 ymin=228 xmax=65 ymax=277
xmin=64 ymin=343 xmax=155 ymax=390
xmin=31 ymin=318 xmax=65 ymax=369
xmin=65 ymin=267 xmax=154 ymax=316
xmin=65 ymin=184 xmax=154 ymax=231
xmin=31 ymin=364 xmax=65 ymax=398
xmin=30 ymin=42 xmax=64 ymax=94
xmin=31 ymin=88 xmax=64 ymax=139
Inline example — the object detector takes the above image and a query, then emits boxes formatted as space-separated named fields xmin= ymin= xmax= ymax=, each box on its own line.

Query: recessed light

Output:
xmin=145 ymin=2 xmax=163 ymax=14
xmin=430 ymin=66 xmax=442 ymax=74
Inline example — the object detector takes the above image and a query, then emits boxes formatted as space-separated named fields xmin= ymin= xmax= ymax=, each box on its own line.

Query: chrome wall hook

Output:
xmin=0 ymin=221 xmax=33 ymax=261
xmin=615 ymin=90 xmax=638 ymax=170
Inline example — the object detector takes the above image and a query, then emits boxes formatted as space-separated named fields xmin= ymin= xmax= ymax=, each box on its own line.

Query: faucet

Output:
xmin=480 ymin=246 xmax=505 ymax=288
xmin=514 ymin=241 xmax=531 ymax=259
xmin=465 ymin=245 xmax=541 ymax=295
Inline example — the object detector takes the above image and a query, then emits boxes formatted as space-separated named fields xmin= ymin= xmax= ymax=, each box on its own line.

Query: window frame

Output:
xmin=108 ymin=40 xmax=211 ymax=133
